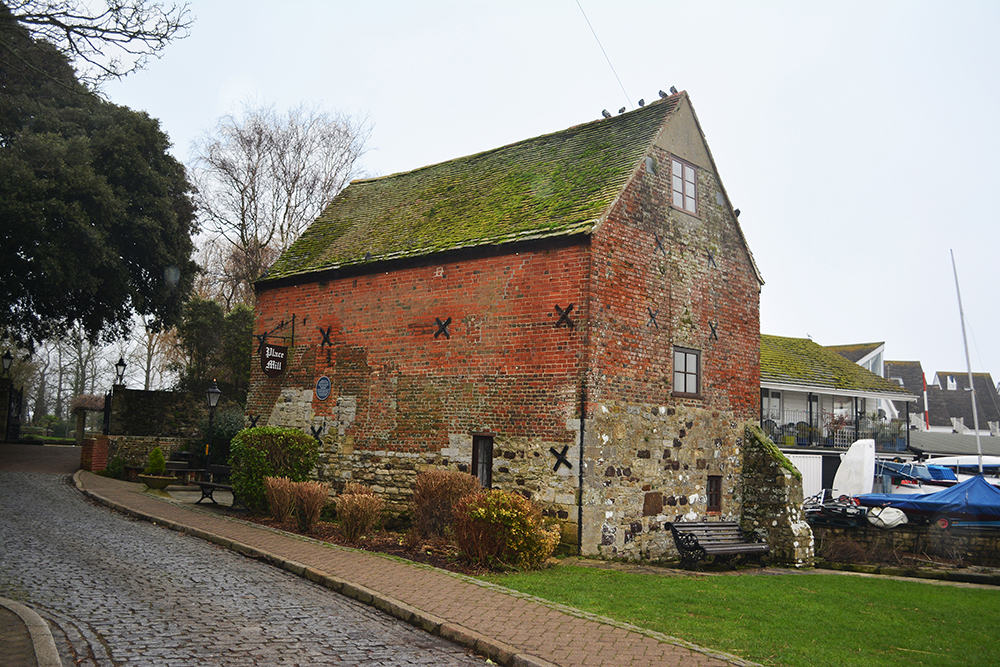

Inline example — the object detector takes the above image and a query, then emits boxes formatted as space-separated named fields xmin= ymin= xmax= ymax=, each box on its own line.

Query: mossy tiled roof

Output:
xmin=761 ymin=334 xmax=915 ymax=399
xmin=826 ymin=342 xmax=883 ymax=363
xmin=262 ymin=95 xmax=683 ymax=282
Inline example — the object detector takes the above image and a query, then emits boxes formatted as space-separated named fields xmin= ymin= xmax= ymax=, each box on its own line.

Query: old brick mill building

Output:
xmin=247 ymin=91 xmax=776 ymax=561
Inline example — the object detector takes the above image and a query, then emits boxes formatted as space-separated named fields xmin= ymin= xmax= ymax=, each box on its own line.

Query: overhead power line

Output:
xmin=575 ymin=0 xmax=632 ymax=111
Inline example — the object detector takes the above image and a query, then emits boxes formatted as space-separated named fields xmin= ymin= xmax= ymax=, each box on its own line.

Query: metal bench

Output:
xmin=668 ymin=521 xmax=769 ymax=569
xmin=193 ymin=464 xmax=246 ymax=510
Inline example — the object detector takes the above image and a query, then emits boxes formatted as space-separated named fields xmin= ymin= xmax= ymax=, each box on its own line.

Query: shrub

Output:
xmin=336 ymin=491 xmax=384 ymax=543
xmin=100 ymin=455 xmax=126 ymax=480
xmin=294 ymin=481 xmax=330 ymax=533
xmin=143 ymin=447 xmax=167 ymax=476
xmin=230 ymin=427 xmax=319 ymax=513
xmin=342 ymin=481 xmax=375 ymax=496
xmin=410 ymin=469 xmax=480 ymax=538
xmin=264 ymin=476 xmax=297 ymax=522
xmin=819 ymin=536 xmax=868 ymax=564
xmin=452 ymin=489 xmax=560 ymax=570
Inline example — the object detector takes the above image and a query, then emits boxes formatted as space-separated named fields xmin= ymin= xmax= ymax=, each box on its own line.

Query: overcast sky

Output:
xmin=104 ymin=0 xmax=1000 ymax=384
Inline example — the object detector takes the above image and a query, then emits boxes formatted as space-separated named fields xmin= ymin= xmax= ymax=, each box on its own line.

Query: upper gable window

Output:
xmin=671 ymin=158 xmax=697 ymax=215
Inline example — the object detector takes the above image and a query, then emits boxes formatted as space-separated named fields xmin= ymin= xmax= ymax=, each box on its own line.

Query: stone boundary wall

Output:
xmin=812 ymin=522 xmax=1000 ymax=568
xmin=109 ymin=387 xmax=206 ymax=438
xmin=740 ymin=424 xmax=814 ymax=567
xmin=106 ymin=436 xmax=191 ymax=468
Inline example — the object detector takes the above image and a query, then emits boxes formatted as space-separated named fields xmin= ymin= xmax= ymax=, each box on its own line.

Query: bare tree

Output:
xmin=122 ymin=315 xmax=180 ymax=390
xmin=192 ymin=102 xmax=371 ymax=304
xmin=2 ymin=0 xmax=192 ymax=86
xmin=194 ymin=237 xmax=281 ymax=310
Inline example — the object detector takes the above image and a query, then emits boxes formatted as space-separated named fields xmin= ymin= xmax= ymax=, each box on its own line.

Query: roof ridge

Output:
xmin=262 ymin=94 xmax=684 ymax=282
xmin=352 ymin=96 xmax=684 ymax=185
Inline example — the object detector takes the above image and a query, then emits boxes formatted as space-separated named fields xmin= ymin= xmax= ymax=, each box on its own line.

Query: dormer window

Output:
xmin=947 ymin=375 xmax=957 ymax=391
xmin=671 ymin=157 xmax=697 ymax=215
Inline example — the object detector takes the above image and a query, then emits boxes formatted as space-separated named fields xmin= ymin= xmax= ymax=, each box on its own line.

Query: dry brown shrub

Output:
xmin=819 ymin=535 xmax=869 ymax=564
xmin=342 ymin=481 xmax=374 ymax=496
xmin=336 ymin=493 xmax=384 ymax=543
xmin=264 ymin=476 xmax=296 ymax=522
xmin=294 ymin=481 xmax=330 ymax=533
xmin=410 ymin=470 xmax=481 ymax=538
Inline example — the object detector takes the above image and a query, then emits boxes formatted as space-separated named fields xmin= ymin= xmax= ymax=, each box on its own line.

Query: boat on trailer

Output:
xmin=921 ymin=455 xmax=1000 ymax=485
xmin=874 ymin=459 xmax=958 ymax=495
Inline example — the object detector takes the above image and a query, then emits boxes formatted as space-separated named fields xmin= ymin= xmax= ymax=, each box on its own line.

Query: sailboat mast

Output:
xmin=950 ymin=249 xmax=983 ymax=474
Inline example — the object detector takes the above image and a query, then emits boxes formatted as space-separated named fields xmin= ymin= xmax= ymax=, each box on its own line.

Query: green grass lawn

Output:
xmin=484 ymin=565 xmax=999 ymax=666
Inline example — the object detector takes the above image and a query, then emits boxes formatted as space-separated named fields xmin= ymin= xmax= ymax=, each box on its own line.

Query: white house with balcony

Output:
xmin=761 ymin=335 xmax=918 ymax=496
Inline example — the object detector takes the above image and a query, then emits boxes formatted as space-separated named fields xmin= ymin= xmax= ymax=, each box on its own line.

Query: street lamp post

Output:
xmin=205 ymin=380 xmax=222 ymax=467
xmin=2 ymin=350 xmax=12 ymax=376
xmin=114 ymin=356 xmax=127 ymax=385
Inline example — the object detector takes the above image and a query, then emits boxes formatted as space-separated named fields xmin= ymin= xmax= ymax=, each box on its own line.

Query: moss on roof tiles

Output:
xmin=761 ymin=335 xmax=913 ymax=398
xmin=262 ymin=97 xmax=681 ymax=282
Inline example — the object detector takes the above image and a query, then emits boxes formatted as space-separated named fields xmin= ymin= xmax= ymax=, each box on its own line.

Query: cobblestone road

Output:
xmin=0 ymin=472 xmax=486 ymax=666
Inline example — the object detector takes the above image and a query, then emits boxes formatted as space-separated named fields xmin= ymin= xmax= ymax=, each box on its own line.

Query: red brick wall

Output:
xmin=250 ymin=245 xmax=590 ymax=453
xmin=587 ymin=145 xmax=760 ymax=417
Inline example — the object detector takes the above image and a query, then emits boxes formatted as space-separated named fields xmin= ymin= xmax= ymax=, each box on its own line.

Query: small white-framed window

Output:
xmin=673 ymin=347 xmax=701 ymax=397
xmin=671 ymin=158 xmax=697 ymax=215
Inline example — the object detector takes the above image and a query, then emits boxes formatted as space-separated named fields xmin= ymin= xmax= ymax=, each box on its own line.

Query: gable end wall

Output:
xmin=580 ymin=141 xmax=761 ymax=561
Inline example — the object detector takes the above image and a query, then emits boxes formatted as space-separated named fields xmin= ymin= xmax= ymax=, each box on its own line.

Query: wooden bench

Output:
xmin=193 ymin=464 xmax=246 ymax=510
xmin=668 ymin=521 xmax=769 ymax=569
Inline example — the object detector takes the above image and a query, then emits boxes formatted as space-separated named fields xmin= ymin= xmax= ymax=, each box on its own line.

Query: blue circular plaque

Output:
xmin=315 ymin=376 xmax=331 ymax=401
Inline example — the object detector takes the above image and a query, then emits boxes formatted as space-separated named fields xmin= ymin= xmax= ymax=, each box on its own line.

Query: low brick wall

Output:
xmin=812 ymin=522 xmax=1000 ymax=568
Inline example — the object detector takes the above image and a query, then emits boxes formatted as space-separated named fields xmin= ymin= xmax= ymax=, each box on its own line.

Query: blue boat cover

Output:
xmin=857 ymin=475 xmax=1000 ymax=518
xmin=875 ymin=461 xmax=957 ymax=482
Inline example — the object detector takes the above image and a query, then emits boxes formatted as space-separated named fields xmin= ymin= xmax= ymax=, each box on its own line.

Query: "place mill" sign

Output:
xmin=261 ymin=343 xmax=288 ymax=377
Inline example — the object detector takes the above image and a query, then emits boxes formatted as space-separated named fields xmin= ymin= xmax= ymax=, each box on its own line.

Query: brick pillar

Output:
xmin=80 ymin=435 xmax=109 ymax=471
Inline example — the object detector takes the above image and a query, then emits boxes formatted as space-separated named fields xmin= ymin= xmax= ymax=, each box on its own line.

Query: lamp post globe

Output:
xmin=2 ymin=350 xmax=12 ymax=376
xmin=114 ymin=356 xmax=127 ymax=385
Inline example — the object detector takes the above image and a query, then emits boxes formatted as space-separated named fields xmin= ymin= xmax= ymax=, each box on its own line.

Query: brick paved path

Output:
xmin=0 ymin=472 xmax=487 ymax=667
xmin=74 ymin=472 xmax=753 ymax=667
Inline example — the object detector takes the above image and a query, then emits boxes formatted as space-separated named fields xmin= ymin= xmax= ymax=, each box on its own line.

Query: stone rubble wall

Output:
xmin=581 ymin=401 xmax=746 ymax=561
xmin=812 ymin=522 xmax=1000 ymax=568
xmin=740 ymin=424 xmax=814 ymax=567
xmin=107 ymin=435 xmax=191 ymax=467
xmin=259 ymin=382 xmax=583 ymax=526
xmin=109 ymin=387 xmax=206 ymax=439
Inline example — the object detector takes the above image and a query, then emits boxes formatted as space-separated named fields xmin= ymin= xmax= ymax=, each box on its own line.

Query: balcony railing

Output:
xmin=761 ymin=409 xmax=908 ymax=452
